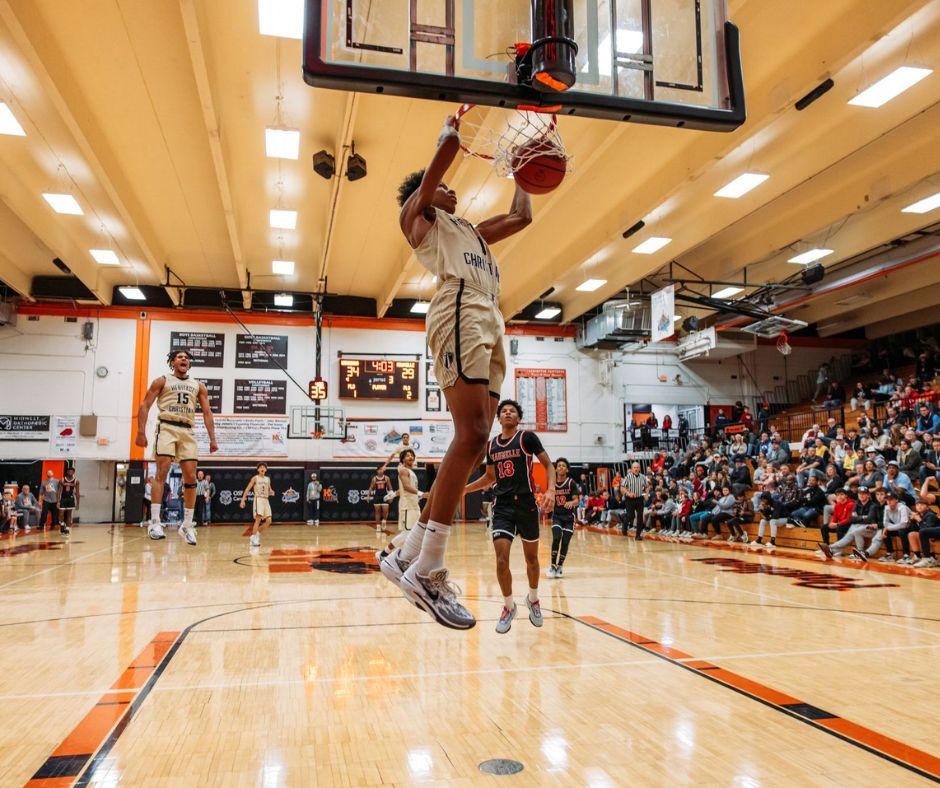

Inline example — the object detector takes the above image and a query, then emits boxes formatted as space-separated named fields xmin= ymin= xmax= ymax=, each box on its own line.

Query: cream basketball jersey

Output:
xmin=157 ymin=376 xmax=201 ymax=426
xmin=398 ymin=466 xmax=420 ymax=511
xmin=253 ymin=476 xmax=271 ymax=498
xmin=414 ymin=208 xmax=500 ymax=297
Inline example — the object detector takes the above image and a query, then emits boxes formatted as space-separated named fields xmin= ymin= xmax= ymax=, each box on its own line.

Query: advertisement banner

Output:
xmin=316 ymin=465 xmax=428 ymax=522
xmin=49 ymin=415 xmax=79 ymax=455
xmin=202 ymin=465 xmax=306 ymax=523
xmin=650 ymin=284 xmax=676 ymax=343
xmin=194 ymin=415 xmax=289 ymax=457
xmin=333 ymin=420 xmax=453 ymax=460
xmin=0 ymin=415 xmax=50 ymax=442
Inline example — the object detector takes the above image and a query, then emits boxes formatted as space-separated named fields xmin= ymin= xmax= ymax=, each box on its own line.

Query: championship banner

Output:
xmin=170 ymin=331 xmax=225 ymax=367
xmin=333 ymin=420 xmax=453 ymax=460
xmin=203 ymin=465 xmax=305 ymax=523
xmin=193 ymin=415 xmax=289 ymax=457
xmin=49 ymin=415 xmax=79 ymax=455
xmin=650 ymin=284 xmax=676 ymax=343
xmin=0 ymin=415 xmax=50 ymax=442
xmin=514 ymin=369 xmax=567 ymax=432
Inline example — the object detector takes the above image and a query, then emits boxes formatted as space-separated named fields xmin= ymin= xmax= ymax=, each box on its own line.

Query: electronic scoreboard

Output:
xmin=338 ymin=358 xmax=418 ymax=400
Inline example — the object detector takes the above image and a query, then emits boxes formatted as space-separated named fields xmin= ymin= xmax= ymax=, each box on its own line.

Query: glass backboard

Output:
xmin=303 ymin=0 xmax=745 ymax=131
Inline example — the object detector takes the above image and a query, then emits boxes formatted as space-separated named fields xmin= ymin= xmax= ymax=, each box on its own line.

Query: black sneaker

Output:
xmin=818 ymin=543 xmax=832 ymax=560
xmin=851 ymin=548 xmax=868 ymax=563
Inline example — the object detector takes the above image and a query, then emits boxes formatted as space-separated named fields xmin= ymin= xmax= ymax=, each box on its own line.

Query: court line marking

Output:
xmin=0 ymin=536 xmax=148 ymax=591
xmin=567 ymin=613 xmax=940 ymax=783
xmin=582 ymin=547 xmax=940 ymax=639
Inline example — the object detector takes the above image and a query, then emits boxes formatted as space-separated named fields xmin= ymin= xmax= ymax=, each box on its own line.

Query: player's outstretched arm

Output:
xmin=197 ymin=383 xmax=219 ymax=453
xmin=399 ymin=116 xmax=461 ymax=247
xmin=135 ymin=377 xmax=165 ymax=448
xmin=239 ymin=478 xmax=255 ymax=509
xmin=476 ymin=181 xmax=532 ymax=245
xmin=537 ymin=451 xmax=556 ymax=511
xmin=464 ymin=465 xmax=497 ymax=495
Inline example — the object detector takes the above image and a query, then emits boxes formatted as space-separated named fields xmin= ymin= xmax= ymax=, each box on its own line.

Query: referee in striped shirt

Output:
xmin=620 ymin=462 xmax=648 ymax=539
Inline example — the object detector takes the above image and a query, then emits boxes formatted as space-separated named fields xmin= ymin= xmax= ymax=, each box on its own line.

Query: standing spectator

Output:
xmin=305 ymin=471 xmax=323 ymax=526
xmin=731 ymin=401 xmax=745 ymax=423
xmin=813 ymin=363 xmax=831 ymax=403
xmin=39 ymin=470 xmax=59 ymax=530
xmin=15 ymin=485 xmax=40 ymax=532
xmin=740 ymin=406 xmax=754 ymax=433
xmin=757 ymin=402 xmax=770 ymax=435
xmin=620 ymin=462 xmax=647 ymax=539
xmin=661 ymin=413 xmax=672 ymax=443
xmin=194 ymin=470 xmax=208 ymax=526
xmin=204 ymin=474 xmax=216 ymax=524
xmin=678 ymin=413 xmax=690 ymax=448
xmin=713 ymin=409 xmax=729 ymax=440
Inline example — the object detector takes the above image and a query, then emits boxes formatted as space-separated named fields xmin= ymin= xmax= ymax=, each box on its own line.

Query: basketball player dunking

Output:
xmin=380 ymin=114 xmax=533 ymax=630
xmin=136 ymin=350 xmax=218 ymax=545
xmin=465 ymin=399 xmax=555 ymax=633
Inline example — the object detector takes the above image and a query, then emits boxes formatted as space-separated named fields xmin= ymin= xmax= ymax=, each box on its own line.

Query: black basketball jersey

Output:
xmin=373 ymin=475 xmax=389 ymax=493
xmin=59 ymin=476 xmax=78 ymax=506
xmin=486 ymin=429 xmax=544 ymax=498
xmin=552 ymin=477 xmax=581 ymax=522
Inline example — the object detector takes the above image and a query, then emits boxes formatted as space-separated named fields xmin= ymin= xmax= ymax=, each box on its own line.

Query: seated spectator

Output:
xmin=822 ymin=486 xmax=882 ymax=560
xmin=829 ymin=436 xmax=848 ymax=467
xmin=647 ymin=490 xmax=677 ymax=534
xmin=787 ymin=474 xmax=827 ymax=528
xmin=14 ymin=485 xmax=39 ymax=532
xmin=688 ymin=491 xmax=713 ymax=538
xmin=670 ymin=489 xmax=693 ymax=537
xmin=908 ymin=500 xmax=940 ymax=568
xmin=800 ymin=424 xmax=821 ymax=448
xmin=1 ymin=490 xmax=18 ymax=534
xmin=822 ymin=381 xmax=844 ymax=409
xmin=708 ymin=485 xmax=738 ymax=540
xmin=863 ymin=490 xmax=912 ymax=563
xmin=725 ymin=490 xmax=753 ymax=544
xmin=897 ymin=438 xmax=922 ymax=477
xmin=921 ymin=436 xmax=940 ymax=483
xmin=729 ymin=433 xmax=748 ymax=459
xmin=767 ymin=438 xmax=789 ymax=466
xmin=883 ymin=460 xmax=916 ymax=505
xmin=816 ymin=487 xmax=855 ymax=555
xmin=751 ymin=492 xmax=786 ymax=551
xmin=796 ymin=445 xmax=826 ymax=487
xmin=730 ymin=456 xmax=751 ymax=495
xmin=585 ymin=491 xmax=607 ymax=525
xmin=851 ymin=382 xmax=872 ymax=413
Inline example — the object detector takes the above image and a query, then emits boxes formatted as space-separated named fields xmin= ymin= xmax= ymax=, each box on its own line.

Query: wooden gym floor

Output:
xmin=1 ymin=522 xmax=939 ymax=786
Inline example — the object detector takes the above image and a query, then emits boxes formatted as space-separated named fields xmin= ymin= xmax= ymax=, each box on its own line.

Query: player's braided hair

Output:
xmin=397 ymin=169 xmax=426 ymax=207
xmin=497 ymin=398 xmax=523 ymax=419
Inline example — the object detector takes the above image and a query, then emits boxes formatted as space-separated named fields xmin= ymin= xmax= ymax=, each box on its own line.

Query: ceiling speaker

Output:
xmin=801 ymin=264 xmax=825 ymax=285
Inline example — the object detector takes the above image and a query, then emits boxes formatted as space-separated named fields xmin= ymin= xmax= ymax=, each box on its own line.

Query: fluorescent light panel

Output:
xmin=787 ymin=248 xmax=833 ymax=264
xmin=42 ymin=193 xmax=83 ymax=215
xmin=576 ymin=278 xmax=607 ymax=292
xmin=269 ymin=209 xmax=297 ymax=229
xmin=535 ymin=307 xmax=561 ymax=319
xmin=0 ymin=102 xmax=26 ymax=136
xmin=712 ymin=286 xmax=743 ymax=299
xmin=714 ymin=172 xmax=769 ymax=199
xmin=410 ymin=301 xmax=430 ymax=314
xmin=632 ymin=236 xmax=671 ymax=255
xmin=271 ymin=260 xmax=295 ymax=275
xmin=848 ymin=66 xmax=932 ymax=108
xmin=672 ymin=315 xmax=682 ymax=322
xmin=265 ymin=127 xmax=301 ymax=160
xmin=258 ymin=0 xmax=303 ymax=39
xmin=119 ymin=286 xmax=146 ymax=301
xmin=902 ymin=191 xmax=940 ymax=214
xmin=273 ymin=293 xmax=293 ymax=306
xmin=90 ymin=249 xmax=120 ymax=266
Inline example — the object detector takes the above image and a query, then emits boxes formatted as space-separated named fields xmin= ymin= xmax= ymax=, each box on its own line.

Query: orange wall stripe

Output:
xmin=25 ymin=631 xmax=180 ymax=786
xmin=129 ymin=316 xmax=151 ymax=461
xmin=575 ymin=615 xmax=940 ymax=782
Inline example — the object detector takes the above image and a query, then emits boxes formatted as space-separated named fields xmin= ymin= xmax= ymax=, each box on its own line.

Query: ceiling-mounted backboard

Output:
xmin=303 ymin=0 xmax=746 ymax=131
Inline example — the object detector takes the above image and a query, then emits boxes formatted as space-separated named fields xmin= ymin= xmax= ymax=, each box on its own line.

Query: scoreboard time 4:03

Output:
xmin=339 ymin=358 xmax=418 ymax=400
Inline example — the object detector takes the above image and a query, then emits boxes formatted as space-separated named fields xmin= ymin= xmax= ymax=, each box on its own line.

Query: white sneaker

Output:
xmin=249 ymin=533 xmax=261 ymax=547
xmin=877 ymin=555 xmax=895 ymax=563
xmin=555 ymin=566 xmax=564 ymax=578
xmin=913 ymin=557 xmax=939 ymax=568
xmin=739 ymin=535 xmax=749 ymax=543
xmin=495 ymin=603 xmax=517 ymax=634
xmin=314 ymin=520 xmax=319 ymax=527
xmin=379 ymin=548 xmax=409 ymax=588
xmin=400 ymin=565 xmax=476 ymax=630
xmin=178 ymin=524 xmax=197 ymax=546
xmin=24 ymin=525 xmax=30 ymax=533
xmin=375 ymin=524 xmax=383 ymax=533
xmin=814 ymin=549 xmax=826 ymax=558
xmin=306 ymin=520 xmax=314 ymax=525
xmin=148 ymin=522 xmax=166 ymax=540
xmin=749 ymin=541 xmax=762 ymax=548
xmin=897 ymin=555 xmax=913 ymax=565
xmin=546 ymin=565 xmax=557 ymax=579
xmin=726 ymin=536 xmax=735 ymax=543
xmin=764 ymin=543 xmax=775 ymax=552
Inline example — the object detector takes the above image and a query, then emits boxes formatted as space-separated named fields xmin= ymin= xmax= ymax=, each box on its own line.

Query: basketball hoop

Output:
xmin=776 ymin=331 xmax=792 ymax=356
xmin=311 ymin=429 xmax=323 ymax=440
xmin=454 ymin=102 xmax=570 ymax=180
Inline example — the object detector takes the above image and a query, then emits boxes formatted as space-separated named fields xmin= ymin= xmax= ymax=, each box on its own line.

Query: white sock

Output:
xmin=390 ymin=530 xmax=408 ymax=549
xmin=414 ymin=520 xmax=450 ymax=576
xmin=504 ymin=595 xmax=514 ymax=609
xmin=151 ymin=504 xmax=161 ymax=523
xmin=399 ymin=521 xmax=427 ymax=562
xmin=528 ymin=588 xmax=539 ymax=603
xmin=183 ymin=508 xmax=194 ymax=526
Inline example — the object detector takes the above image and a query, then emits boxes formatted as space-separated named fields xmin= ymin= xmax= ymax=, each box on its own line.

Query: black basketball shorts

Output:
xmin=491 ymin=495 xmax=540 ymax=542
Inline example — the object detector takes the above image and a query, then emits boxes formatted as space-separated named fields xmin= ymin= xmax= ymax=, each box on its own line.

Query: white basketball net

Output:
xmin=776 ymin=332 xmax=792 ymax=356
xmin=455 ymin=104 xmax=570 ymax=178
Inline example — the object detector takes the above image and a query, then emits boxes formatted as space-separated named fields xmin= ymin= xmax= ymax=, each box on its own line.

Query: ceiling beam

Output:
xmin=178 ymin=0 xmax=250 ymax=309
xmin=0 ymin=248 xmax=35 ymax=300
xmin=0 ymin=0 xmax=176 ymax=304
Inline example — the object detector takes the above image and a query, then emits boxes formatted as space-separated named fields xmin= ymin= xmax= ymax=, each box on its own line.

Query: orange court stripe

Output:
xmin=25 ymin=631 xmax=180 ymax=787
xmin=576 ymin=615 xmax=940 ymax=782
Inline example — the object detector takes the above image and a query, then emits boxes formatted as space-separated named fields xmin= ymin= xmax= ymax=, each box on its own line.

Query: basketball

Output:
xmin=511 ymin=138 xmax=567 ymax=195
